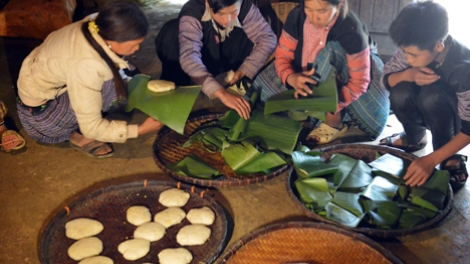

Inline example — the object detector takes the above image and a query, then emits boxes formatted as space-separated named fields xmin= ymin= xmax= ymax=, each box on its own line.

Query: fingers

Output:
xmin=236 ymin=98 xmax=251 ymax=120
xmin=302 ymin=67 xmax=316 ymax=76
xmin=229 ymin=70 xmax=245 ymax=86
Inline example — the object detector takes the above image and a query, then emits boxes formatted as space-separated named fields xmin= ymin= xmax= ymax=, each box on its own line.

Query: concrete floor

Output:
xmin=1 ymin=1 xmax=469 ymax=264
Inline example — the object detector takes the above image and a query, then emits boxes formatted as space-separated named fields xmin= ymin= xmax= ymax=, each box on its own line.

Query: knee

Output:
xmin=389 ymin=82 xmax=413 ymax=110
xmin=417 ymin=83 xmax=449 ymax=112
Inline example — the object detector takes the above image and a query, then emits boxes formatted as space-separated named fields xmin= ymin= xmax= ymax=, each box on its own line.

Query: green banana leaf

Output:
xmin=126 ymin=74 xmax=201 ymax=135
xmin=328 ymin=154 xmax=373 ymax=189
xmin=368 ymin=154 xmax=411 ymax=180
xmin=361 ymin=176 xmax=400 ymax=201
xmin=201 ymin=127 xmax=228 ymax=150
xmin=292 ymin=151 xmax=338 ymax=179
xmin=362 ymin=200 xmax=402 ymax=228
xmin=398 ymin=209 xmax=428 ymax=229
xmin=168 ymin=154 xmax=220 ymax=179
xmin=410 ymin=170 xmax=449 ymax=211
xmin=288 ymin=110 xmax=326 ymax=122
xmin=295 ymin=177 xmax=332 ymax=207
xmin=236 ymin=110 xmax=303 ymax=155
xmin=325 ymin=202 xmax=363 ymax=228
xmin=221 ymin=141 xmax=286 ymax=174
xmin=264 ymin=68 xmax=338 ymax=115
xmin=332 ymin=192 xmax=363 ymax=217
xmin=399 ymin=202 xmax=438 ymax=218
xmin=225 ymin=89 xmax=259 ymax=141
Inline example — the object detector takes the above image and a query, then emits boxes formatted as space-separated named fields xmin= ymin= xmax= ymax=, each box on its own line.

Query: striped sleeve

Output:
xmin=179 ymin=15 xmax=222 ymax=98
xmin=240 ymin=5 xmax=277 ymax=79
xmin=380 ymin=48 xmax=410 ymax=90
xmin=337 ymin=48 xmax=371 ymax=111
xmin=274 ymin=29 xmax=298 ymax=84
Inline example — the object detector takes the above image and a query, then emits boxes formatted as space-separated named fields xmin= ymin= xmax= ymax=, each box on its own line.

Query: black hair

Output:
xmin=389 ymin=1 xmax=448 ymax=52
xmin=207 ymin=0 xmax=242 ymax=14
xmin=81 ymin=0 xmax=149 ymax=100
xmin=304 ymin=0 xmax=349 ymax=19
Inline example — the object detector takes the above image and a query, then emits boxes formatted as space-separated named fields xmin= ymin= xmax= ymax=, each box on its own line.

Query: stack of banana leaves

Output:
xmin=293 ymin=146 xmax=450 ymax=229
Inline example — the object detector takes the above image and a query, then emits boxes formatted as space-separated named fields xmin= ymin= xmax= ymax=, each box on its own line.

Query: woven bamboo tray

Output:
xmin=153 ymin=114 xmax=291 ymax=187
xmin=286 ymin=143 xmax=454 ymax=238
xmin=38 ymin=180 xmax=230 ymax=264
xmin=215 ymin=221 xmax=403 ymax=264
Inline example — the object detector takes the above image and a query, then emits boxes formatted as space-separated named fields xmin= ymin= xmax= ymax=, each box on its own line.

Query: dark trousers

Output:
xmin=389 ymin=81 xmax=460 ymax=150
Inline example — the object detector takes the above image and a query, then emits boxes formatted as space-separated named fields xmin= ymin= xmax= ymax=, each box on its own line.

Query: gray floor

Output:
xmin=0 ymin=2 xmax=469 ymax=264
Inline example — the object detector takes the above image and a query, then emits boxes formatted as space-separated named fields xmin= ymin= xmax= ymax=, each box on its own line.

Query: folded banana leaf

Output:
xmin=221 ymin=141 xmax=286 ymax=174
xmin=126 ymin=74 xmax=201 ymax=135
xmin=368 ymin=154 xmax=411 ymax=180
xmin=264 ymin=68 xmax=338 ymax=115
xmin=292 ymin=151 xmax=338 ymax=179
xmin=295 ymin=177 xmax=332 ymax=207
xmin=325 ymin=202 xmax=363 ymax=228
xmin=362 ymin=200 xmax=402 ymax=228
xmin=328 ymin=154 xmax=373 ymax=190
xmin=168 ymin=154 xmax=220 ymax=179
xmin=332 ymin=192 xmax=363 ymax=217
xmin=361 ymin=176 xmax=400 ymax=201
xmin=398 ymin=209 xmax=428 ymax=229
xmin=410 ymin=170 xmax=449 ymax=211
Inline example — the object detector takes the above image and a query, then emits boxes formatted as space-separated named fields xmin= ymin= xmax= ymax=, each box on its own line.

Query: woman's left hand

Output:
xmin=403 ymin=155 xmax=437 ymax=187
xmin=229 ymin=70 xmax=246 ymax=86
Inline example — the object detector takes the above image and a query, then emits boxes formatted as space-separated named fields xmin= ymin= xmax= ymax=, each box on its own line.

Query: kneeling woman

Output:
xmin=256 ymin=0 xmax=390 ymax=144
xmin=16 ymin=1 xmax=163 ymax=158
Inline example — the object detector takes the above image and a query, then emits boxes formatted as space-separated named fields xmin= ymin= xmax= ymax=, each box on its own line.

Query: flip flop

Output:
xmin=440 ymin=154 xmax=468 ymax=192
xmin=69 ymin=141 xmax=114 ymax=159
xmin=0 ymin=130 xmax=26 ymax=153
xmin=306 ymin=123 xmax=348 ymax=144
xmin=379 ymin=131 xmax=427 ymax=152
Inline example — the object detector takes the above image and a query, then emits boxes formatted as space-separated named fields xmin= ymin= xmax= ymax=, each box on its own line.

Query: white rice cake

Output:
xmin=118 ymin=238 xmax=150 ymax=261
xmin=159 ymin=188 xmax=190 ymax=207
xmin=154 ymin=207 xmax=186 ymax=228
xmin=186 ymin=206 xmax=215 ymax=225
xmin=147 ymin=79 xmax=175 ymax=93
xmin=67 ymin=237 xmax=103 ymax=261
xmin=134 ymin=222 xmax=166 ymax=242
xmin=158 ymin=248 xmax=193 ymax=264
xmin=126 ymin=206 xmax=151 ymax=226
xmin=65 ymin=218 xmax=104 ymax=240
xmin=78 ymin=256 xmax=114 ymax=264
xmin=176 ymin=224 xmax=211 ymax=246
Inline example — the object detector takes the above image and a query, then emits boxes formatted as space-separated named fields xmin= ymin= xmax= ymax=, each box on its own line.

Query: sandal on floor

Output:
xmin=441 ymin=154 xmax=468 ymax=191
xmin=379 ymin=131 xmax=427 ymax=152
xmin=69 ymin=141 xmax=114 ymax=159
xmin=306 ymin=123 xmax=348 ymax=144
xmin=0 ymin=130 xmax=26 ymax=153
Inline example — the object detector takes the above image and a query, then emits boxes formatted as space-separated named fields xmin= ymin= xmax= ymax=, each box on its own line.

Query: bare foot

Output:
xmin=69 ymin=131 xmax=112 ymax=156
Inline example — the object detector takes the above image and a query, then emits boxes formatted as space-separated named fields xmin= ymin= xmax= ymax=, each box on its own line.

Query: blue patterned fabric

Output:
xmin=252 ymin=41 xmax=390 ymax=140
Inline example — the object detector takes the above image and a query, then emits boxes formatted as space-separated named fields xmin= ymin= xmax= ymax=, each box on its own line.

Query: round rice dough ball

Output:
xmin=154 ymin=207 xmax=186 ymax=228
xmin=158 ymin=248 xmax=193 ymax=264
xmin=65 ymin=218 xmax=104 ymax=240
xmin=186 ymin=206 xmax=215 ymax=225
xmin=67 ymin=237 xmax=103 ymax=261
xmin=133 ymin=222 xmax=166 ymax=242
xmin=176 ymin=224 xmax=211 ymax=246
xmin=159 ymin=188 xmax=190 ymax=207
xmin=126 ymin=206 xmax=151 ymax=226
xmin=78 ymin=256 xmax=114 ymax=264
xmin=147 ymin=79 xmax=176 ymax=93
xmin=118 ymin=238 xmax=150 ymax=261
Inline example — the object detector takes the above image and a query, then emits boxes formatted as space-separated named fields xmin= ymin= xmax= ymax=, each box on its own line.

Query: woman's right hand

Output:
xmin=286 ymin=68 xmax=317 ymax=99
xmin=138 ymin=117 xmax=164 ymax=136
xmin=214 ymin=89 xmax=251 ymax=120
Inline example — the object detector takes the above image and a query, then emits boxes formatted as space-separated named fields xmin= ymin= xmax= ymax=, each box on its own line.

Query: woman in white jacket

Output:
xmin=16 ymin=1 xmax=162 ymax=158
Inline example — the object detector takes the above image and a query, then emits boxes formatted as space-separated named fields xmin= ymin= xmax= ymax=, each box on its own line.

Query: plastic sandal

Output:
xmin=69 ymin=141 xmax=114 ymax=159
xmin=0 ymin=130 xmax=26 ymax=153
xmin=379 ymin=131 xmax=427 ymax=152
xmin=306 ymin=123 xmax=348 ymax=144
xmin=441 ymin=154 xmax=468 ymax=191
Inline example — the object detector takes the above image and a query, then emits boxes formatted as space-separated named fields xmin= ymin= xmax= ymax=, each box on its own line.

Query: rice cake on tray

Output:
xmin=38 ymin=180 xmax=230 ymax=264
xmin=153 ymin=114 xmax=292 ymax=187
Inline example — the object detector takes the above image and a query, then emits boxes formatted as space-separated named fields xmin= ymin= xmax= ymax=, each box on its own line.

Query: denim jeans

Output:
xmin=389 ymin=81 xmax=460 ymax=150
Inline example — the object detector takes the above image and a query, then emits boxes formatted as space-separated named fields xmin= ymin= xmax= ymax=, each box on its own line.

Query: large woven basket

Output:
xmin=215 ymin=221 xmax=403 ymax=264
xmin=38 ymin=180 xmax=230 ymax=264
xmin=153 ymin=114 xmax=291 ymax=187
xmin=286 ymin=143 xmax=454 ymax=238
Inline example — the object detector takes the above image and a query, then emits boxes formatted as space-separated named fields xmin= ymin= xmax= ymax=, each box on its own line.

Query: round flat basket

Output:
xmin=215 ymin=221 xmax=403 ymax=264
xmin=38 ymin=180 xmax=230 ymax=264
xmin=153 ymin=114 xmax=291 ymax=187
xmin=286 ymin=143 xmax=454 ymax=238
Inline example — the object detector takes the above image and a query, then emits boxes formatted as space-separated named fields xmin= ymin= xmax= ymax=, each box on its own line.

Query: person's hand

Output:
xmin=229 ymin=70 xmax=246 ymax=86
xmin=214 ymin=89 xmax=251 ymax=120
xmin=138 ymin=117 xmax=164 ymax=136
xmin=407 ymin=67 xmax=440 ymax=86
xmin=403 ymin=155 xmax=437 ymax=187
xmin=286 ymin=68 xmax=317 ymax=99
